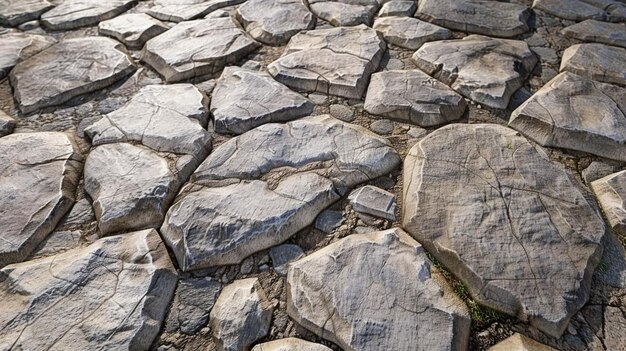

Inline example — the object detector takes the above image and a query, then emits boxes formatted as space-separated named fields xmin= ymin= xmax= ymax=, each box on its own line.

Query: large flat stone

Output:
xmin=287 ymin=228 xmax=471 ymax=350
xmin=98 ymin=13 xmax=168 ymax=50
xmin=373 ymin=16 xmax=450 ymax=50
xmin=141 ymin=17 xmax=260 ymax=82
xmin=560 ymin=43 xmax=626 ymax=86
xmin=591 ymin=170 xmax=626 ymax=235
xmin=0 ymin=132 xmax=81 ymax=267
xmin=533 ymin=0 xmax=626 ymax=22
xmin=307 ymin=0 xmax=378 ymax=26
xmin=402 ymin=123 xmax=605 ymax=338
xmin=562 ymin=20 xmax=626 ymax=49
xmin=0 ymin=32 xmax=56 ymax=80
xmin=0 ymin=229 xmax=177 ymax=350
xmin=0 ymin=0 xmax=54 ymax=26
xmin=412 ymin=35 xmax=537 ymax=109
xmin=268 ymin=25 xmax=385 ymax=99
xmin=40 ymin=0 xmax=136 ymax=30
xmin=10 ymin=37 xmax=136 ymax=114
xmin=509 ymin=72 xmax=626 ymax=161
xmin=148 ymin=0 xmax=245 ymax=22
xmin=236 ymin=0 xmax=314 ymax=45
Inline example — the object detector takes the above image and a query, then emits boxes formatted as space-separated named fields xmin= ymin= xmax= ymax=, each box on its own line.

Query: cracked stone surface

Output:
xmin=509 ymin=72 xmax=626 ymax=162
xmin=236 ymin=0 xmax=315 ymax=45
xmin=40 ymin=0 xmax=137 ymax=30
xmin=307 ymin=0 xmax=378 ymax=26
xmin=412 ymin=35 xmax=537 ymax=109
xmin=364 ymin=69 xmax=467 ymax=126
xmin=373 ymin=16 xmax=450 ymax=50
xmin=532 ymin=0 xmax=626 ymax=22
xmin=560 ymin=43 xmax=626 ymax=86
xmin=141 ymin=17 xmax=260 ymax=82
xmin=591 ymin=170 xmax=626 ymax=236
xmin=10 ymin=36 xmax=136 ymax=114
xmin=210 ymin=278 xmax=274 ymax=351
xmin=378 ymin=1 xmax=416 ymax=17
xmin=402 ymin=123 xmax=606 ymax=338
xmin=0 ymin=132 xmax=81 ymax=267
xmin=0 ymin=0 xmax=54 ymax=26
xmin=0 ymin=110 xmax=16 ymax=137
xmin=0 ymin=229 xmax=177 ymax=350
xmin=251 ymin=338 xmax=332 ymax=351
xmin=165 ymin=276 xmax=222 ymax=335
xmin=416 ymin=0 xmax=532 ymax=38
xmin=562 ymin=20 xmax=626 ymax=49
xmin=160 ymin=115 xmax=400 ymax=271
xmin=98 ymin=13 xmax=168 ymax=50
xmin=268 ymin=25 xmax=385 ymax=99
xmin=148 ymin=0 xmax=245 ymax=22
xmin=0 ymin=32 xmax=56 ymax=80
xmin=287 ymin=228 xmax=471 ymax=351
xmin=211 ymin=67 xmax=314 ymax=135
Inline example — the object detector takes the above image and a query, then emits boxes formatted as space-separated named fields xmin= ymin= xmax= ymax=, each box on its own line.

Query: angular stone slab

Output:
xmin=412 ymin=35 xmax=537 ymax=109
xmin=373 ymin=16 xmax=450 ymax=50
xmin=287 ymin=228 xmax=471 ymax=351
xmin=211 ymin=67 xmax=314 ymax=134
xmin=0 ymin=110 xmax=15 ymax=137
xmin=402 ymin=123 xmax=605 ymax=338
xmin=378 ymin=1 xmax=416 ymax=17
xmin=41 ymin=0 xmax=136 ymax=30
xmin=99 ymin=13 xmax=168 ymax=50
xmin=236 ymin=0 xmax=314 ymax=45
xmin=0 ymin=132 xmax=81 ymax=267
xmin=308 ymin=0 xmax=378 ymax=26
xmin=533 ymin=0 xmax=625 ymax=22
xmin=161 ymin=115 xmax=400 ymax=271
xmin=0 ymin=0 xmax=54 ymax=26
xmin=251 ymin=338 xmax=332 ymax=351
xmin=509 ymin=72 xmax=626 ymax=161
xmin=416 ymin=0 xmax=531 ymax=38
xmin=0 ymin=32 xmax=56 ymax=80
xmin=0 ymin=229 xmax=177 ymax=350
xmin=488 ymin=333 xmax=556 ymax=351
xmin=560 ymin=43 xmax=626 ymax=86
xmin=364 ymin=69 xmax=467 ymax=127
xmin=141 ymin=17 xmax=260 ymax=82
xmin=591 ymin=170 xmax=626 ymax=235
xmin=562 ymin=20 xmax=626 ymax=49
xmin=268 ymin=25 xmax=385 ymax=99
xmin=10 ymin=37 xmax=136 ymax=114
xmin=165 ymin=276 xmax=221 ymax=335
xmin=148 ymin=0 xmax=245 ymax=22
xmin=348 ymin=185 xmax=396 ymax=221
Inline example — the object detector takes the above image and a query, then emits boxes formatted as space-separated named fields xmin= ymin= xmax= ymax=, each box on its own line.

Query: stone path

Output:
xmin=1 ymin=1 xmax=626 ymax=350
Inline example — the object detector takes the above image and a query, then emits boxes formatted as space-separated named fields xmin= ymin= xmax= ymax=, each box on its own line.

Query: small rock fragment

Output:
xmin=270 ymin=244 xmax=305 ymax=276
xmin=166 ymin=277 xmax=221 ymax=335
xmin=378 ymin=1 xmax=416 ymax=17
xmin=0 ymin=109 xmax=16 ymax=137
xmin=488 ymin=333 xmax=556 ymax=351
xmin=236 ymin=0 xmax=314 ymax=45
xmin=348 ymin=185 xmax=396 ymax=221
xmin=315 ymin=210 xmax=343 ymax=233
xmin=373 ymin=16 xmax=450 ymax=50
xmin=591 ymin=170 xmax=626 ymax=235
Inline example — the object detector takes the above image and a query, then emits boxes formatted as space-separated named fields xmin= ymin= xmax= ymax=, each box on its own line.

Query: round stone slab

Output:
xmin=9 ymin=36 xmax=136 ymax=114
xmin=402 ymin=123 xmax=605 ymax=338
xmin=286 ymin=228 xmax=471 ymax=351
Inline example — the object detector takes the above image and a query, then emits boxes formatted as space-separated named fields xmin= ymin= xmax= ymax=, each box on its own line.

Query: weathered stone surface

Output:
xmin=591 ymin=170 xmax=626 ymax=235
xmin=378 ymin=1 xmax=416 ymax=17
xmin=488 ymin=333 xmax=556 ymax=351
xmin=40 ymin=0 xmax=136 ymax=30
xmin=562 ymin=20 xmax=626 ymax=49
xmin=0 ymin=229 xmax=177 ymax=350
xmin=510 ymin=72 xmax=626 ymax=161
xmin=252 ymin=338 xmax=332 ymax=351
xmin=0 ymin=132 xmax=81 ymax=267
xmin=10 ymin=37 xmax=136 ymax=114
xmin=413 ymin=35 xmax=537 ymax=109
xmin=210 ymin=278 xmax=274 ymax=351
xmin=269 ymin=243 xmax=304 ymax=276
xmin=348 ymin=185 xmax=396 ymax=221
xmin=583 ymin=161 xmax=620 ymax=184
xmin=402 ymin=123 xmax=605 ymax=337
xmin=287 ymin=228 xmax=471 ymax=350
xmin=141 ymin=17 xmax=260 ymax=82
xmin=148 ymin=0 xmax=244 ymax=22
xmin=165 ymin=277 xmax=221 ymax=335
xmin=560 ymin=43 xmax=626 ymax=86
xmin=0 ymin=32 xmax=56 ymax=79
xmin=236 ymin=0 xmax=314 ymax=45
xmin=364 ymin=69 xmax=467 ymax=126
xmin=0 ymin=109 xmax=16 ymax=137
xmin=373 ymin=16 xmax=449 ymax=50
xmin=0 ymin=0 xmax=54 ymax=26
xmin=161 ymin=115 xmax=400 ymax=271
xmin=314 ymin=209 xmax=342 ymax=233
xmin=99 ymin=13 xmax=168 ymax=49
xmin=211 ymin=67 xmax=313 ymax=135
xmin=268 ymin=25 xmax=385 ymax=99
xmin=416 ymin=0 xmax=531 ymax=38
xmin=308 ymin=0 xmax=377 ymax=26
xmin=533 ymin=0 xmax=626 ymax=22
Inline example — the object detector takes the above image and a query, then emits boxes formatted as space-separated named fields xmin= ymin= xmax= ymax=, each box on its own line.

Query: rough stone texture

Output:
xmin=562 ymin=20 xmax=626 ymax=49
xmin=364 ymin=69 xmax=467 ymax=127
xmin=307 ymin=0 xmax=378 ymax=26
xmin=416 ymin=0 xmax=532 ymax=38
xmin=0 ymin=0 xmax=54 ymax=26
xmin=582 ymin=161 xmax=619 ymax=184
xmin=252 ymin=338 xmax=332 ymax=351
xmin=533 ymin=0 xmax=626 ymax=22
xmin=210 ymin=278 xmax=274 ymax=351
xmin=348 ymin=185 xmax=396 ymax=221
xmin=287 ymin=228 xmax=471 ymax=351
xmin=591 ymin=170 xmax=626 ymax=236
xmin=40 ymin=0 xmax=137 ymax=30
xmin=211 ymin=67 xmax=314 ymax=135
xmin=412 ymin=35 xmax=537 ymax=109
xmin=378 ymin=1 xmax=416 ymax=17
xmin=509 ymin=72 xmax=626 ymax=162
xmin=269 ymin=244 xmax=304 ymax=276
xmin=560 ymin=43 xmax=626 ymax=86
xmin=141 ymin=17 xmax=260 ymax=82
xmin=165 ymin=277 xmax=221 ymax=335
xmin=99 ymin=13 xmax=168 ymax=50
xmin=0 ymin=109 xmax=16 ymax=137
xmin=402 ymin=123 xmax=605 ymax=338
xmin=0 ymin=132 xmax=81 ymax=267
xmin=236 ymin=0 xmax=315 ymax=45
xmin=314 ymin=209 xmax=342 ymax=233
xmin=0 ymin=229 xmax=177 ymax=350
xmin=148 ymin=0 xmax=245 ymax=22
xmin=488 ymin=333 xmax=556 ymax=351
xmin=373 ymin=16 xmax=450 ymax=50
xmin=0 ymin=32 xmax=56 ymax=79
xmin=268 ymin=25 xmax=385 ymax=99
xmin=161 ymin=115 xmax=400 ymax=271
xmin=10 ymin=37 xmax=136 ymax=114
